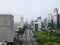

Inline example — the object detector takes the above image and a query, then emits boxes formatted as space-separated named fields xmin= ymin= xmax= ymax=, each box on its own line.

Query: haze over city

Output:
xmin=0 ymin=0 xmax=60 ymax=45
xmin=0 ymin=0 xmax=60 ymax=22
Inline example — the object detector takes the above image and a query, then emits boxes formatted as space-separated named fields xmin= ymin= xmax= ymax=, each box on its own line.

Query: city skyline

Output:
xmin=0 ymin=0 xmax=60 ymax=22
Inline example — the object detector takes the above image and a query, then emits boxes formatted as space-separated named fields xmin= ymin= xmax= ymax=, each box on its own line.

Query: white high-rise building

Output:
xmin=33 ymin=20 xmax=38 ymax=31
xmin=18 ymin=17 xmax=24 ymax=29
xmin=53 ymin=8 xmax=58 ymax=15
xmin=53 ymin=8 xmax=58 ymax=29
xmin=47 ymin=13 xmax=53 ymax=28
xmin=32 ymin=16 xmax=42 ymax=31
xmin=37 ymin=17 xmax=42 ymax=31
xmin=0 ymin=14 xmax=14 ymax=42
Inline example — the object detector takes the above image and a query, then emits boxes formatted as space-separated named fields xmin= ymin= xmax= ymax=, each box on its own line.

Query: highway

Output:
xmin=22 ymin=29 xmax=36 ymax=45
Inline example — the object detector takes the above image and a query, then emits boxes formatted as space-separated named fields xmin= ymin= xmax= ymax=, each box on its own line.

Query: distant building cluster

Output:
xmin=0 ymin=8 xmax=60 ymax=43
xmin=14 ymin=17 xmax=24 ymax=33
xmin=41 ymin=8 xmax=60 ymax=30
xmin=30 ymin=8 xmax=60 ymax=32
xmin=47 ymin=8 xmax=60 ymax=29
xmin=30 ymin=16 xmax=42 ymax=31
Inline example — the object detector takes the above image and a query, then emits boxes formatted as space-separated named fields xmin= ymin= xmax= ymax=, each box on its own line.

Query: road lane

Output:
xmin=22 ymin=29 xmax=36 ymax=45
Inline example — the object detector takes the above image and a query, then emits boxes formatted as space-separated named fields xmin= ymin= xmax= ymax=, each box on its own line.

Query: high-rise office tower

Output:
xmin=37 ymin=16 xmax=42 ymax=31
xmin=48 ymin=13 xmax=53 ymax=29
xmin=53 ymin=8 xmax=58 ymax=15
xmin=0 ymin=14 xmax=14 ymax=42
xmin=30 ymin=20 xmax=34 ymax=30
xmin=43 ymin=18 xmax=48 ymax=28
xmin=33 ymin=16 xmax=41 ymax=31
xmin=41 ymin=21 xmax=44 ymax=28
xmin=18 ymin=17 xmax=24 ymax=29
xmin=58 ymin=14 xmax=60 ymax=29
xmin=53 ymin=8 xmax=58 ymax=29
xmin=33 ymin=20 xmax=38 ymax=31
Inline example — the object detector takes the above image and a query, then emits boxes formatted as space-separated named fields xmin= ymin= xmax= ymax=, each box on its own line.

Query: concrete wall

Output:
xmin=0 ymin=15 xmax=14 ymax=42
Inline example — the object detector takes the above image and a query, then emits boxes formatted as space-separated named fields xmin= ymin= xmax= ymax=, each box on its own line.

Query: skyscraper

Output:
xmin=33 ymin=20 xmax=38 ymax=31
xmin=43 ymin=18 xmax=48 ymax=28
xmin=47 ymin=13 xmax=53 ymax=29
xmin=18 ymin=17 xmax=24 ymax=29
xmin=37 ymin=16 xmax=42 ymax=31
xmin=53 ymin=8 xmax=58 ymax=29
xmin=53 ymin=8 xmax=58 ymax=15
xmin=57 ymin=14 xmax=60 ymax=29
xmin=32 ymin=16 xmax=42 ymax=31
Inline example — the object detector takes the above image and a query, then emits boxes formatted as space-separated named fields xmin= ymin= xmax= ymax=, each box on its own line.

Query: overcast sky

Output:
xmin=0 ymin=0 xmax=60 ymax=22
